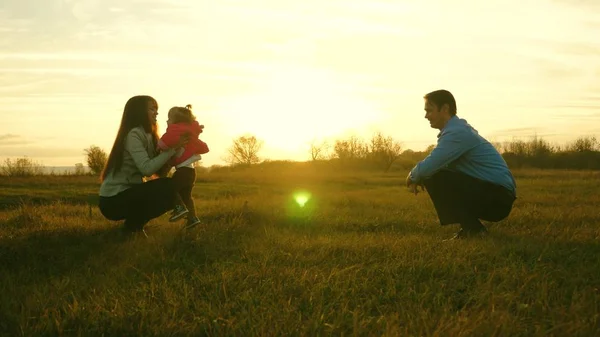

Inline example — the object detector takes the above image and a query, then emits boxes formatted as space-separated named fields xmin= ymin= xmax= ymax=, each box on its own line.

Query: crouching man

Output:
xmin=407 ymin=89 xmax=517 ymax=240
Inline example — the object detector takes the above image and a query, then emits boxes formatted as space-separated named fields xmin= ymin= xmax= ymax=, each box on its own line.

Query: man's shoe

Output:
xmin=183 ymin=216 xmax=202 ymax=229
xmin=169 ymin=205 xmax=189 ymax=222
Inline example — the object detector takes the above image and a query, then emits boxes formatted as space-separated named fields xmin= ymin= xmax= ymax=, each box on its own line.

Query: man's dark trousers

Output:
xmin=423 ymin=170 xmax=516 ymax=229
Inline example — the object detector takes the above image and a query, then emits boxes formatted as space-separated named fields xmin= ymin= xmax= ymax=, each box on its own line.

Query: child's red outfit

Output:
xmin=157 ymin=121 xmax=209 ymax=166
xmin=157 ymin=120 xmax=209 ymax=229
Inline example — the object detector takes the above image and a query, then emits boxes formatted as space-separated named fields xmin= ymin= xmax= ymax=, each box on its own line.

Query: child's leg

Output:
xmin=181 ymin=185 xmax=196 ymax=218
xmin=172 ymin=167 xmax=196 ymax=217
xmin=173 ymin=193 xmax=185 ymax=209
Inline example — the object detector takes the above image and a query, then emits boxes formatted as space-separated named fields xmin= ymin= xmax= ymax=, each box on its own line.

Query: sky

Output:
xmin=1 ymin=0 xmax=599 ymax=167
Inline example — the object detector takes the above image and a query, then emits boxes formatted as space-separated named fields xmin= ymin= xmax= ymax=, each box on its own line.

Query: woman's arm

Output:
xmin=126 ymin=129 xmax=176 ymax=176
xmin=157 ymin=124 xmax=182 ymax=150
xmin=154 ymin=162 xmax=173 ymax=178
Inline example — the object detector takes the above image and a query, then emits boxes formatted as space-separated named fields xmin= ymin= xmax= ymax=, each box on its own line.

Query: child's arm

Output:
xmin=196 ymin=139 xmax=209 ymax=154
xmin=157 ymin=125 xmax=182 ymax=151
xmin=189 ymin=120 xmax=204 ymax=135
xmin=189 ymin=122 xmax=208 ymax=154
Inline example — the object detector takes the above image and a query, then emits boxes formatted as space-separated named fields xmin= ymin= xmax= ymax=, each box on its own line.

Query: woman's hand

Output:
xmin=154 ymin=162 xmax=172 ymax=178
xmin=174 ymin=132 xmax=190 ymax=149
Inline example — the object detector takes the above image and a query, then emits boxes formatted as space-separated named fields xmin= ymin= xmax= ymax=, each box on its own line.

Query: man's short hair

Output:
xmin=424 ymin=90 xmax=457 ymax=116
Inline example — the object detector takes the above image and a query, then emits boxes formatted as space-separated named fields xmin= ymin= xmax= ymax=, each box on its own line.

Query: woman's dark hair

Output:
xmin=101 ymin=95 xmax=159 ymax=181
xmin=424 ymin=89 xmax=457 ymax=116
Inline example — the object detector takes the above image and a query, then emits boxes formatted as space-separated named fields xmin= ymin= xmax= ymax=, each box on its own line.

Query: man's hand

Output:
xmin=406 ymin=172 xmax=424 ymax=195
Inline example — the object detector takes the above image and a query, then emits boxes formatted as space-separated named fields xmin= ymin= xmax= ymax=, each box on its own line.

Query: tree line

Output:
xmin=1 ymin=134 xmax=599 ymax=177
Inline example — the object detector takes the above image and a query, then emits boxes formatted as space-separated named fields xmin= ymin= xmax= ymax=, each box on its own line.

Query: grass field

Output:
xmin=1 ymin=167 xmax=599 ymax=336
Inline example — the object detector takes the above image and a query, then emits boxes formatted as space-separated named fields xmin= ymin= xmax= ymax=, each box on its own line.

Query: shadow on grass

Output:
xmin=0 ymin=226 xmax=129 ymax=277
xmin=0 ymin=217 xmax=259 ymax=335
xmin=0 ymin=203 xmax=264 ymax=283
xmin=0 ymin=225 xmax=130 ymax=334
xmin=483 ymin=230 xmax=600 ymax=266
xmin=0 ymin=194 xmax=99 ymax=211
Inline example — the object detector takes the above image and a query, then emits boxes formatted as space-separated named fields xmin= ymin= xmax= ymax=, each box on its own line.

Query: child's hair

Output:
xmin=169 ymin=104 xmax=197 ymax=124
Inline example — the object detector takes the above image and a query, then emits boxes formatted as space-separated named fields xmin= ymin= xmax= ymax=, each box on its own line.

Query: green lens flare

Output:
xmin=294 ymin=192 xmax=311 ymax=207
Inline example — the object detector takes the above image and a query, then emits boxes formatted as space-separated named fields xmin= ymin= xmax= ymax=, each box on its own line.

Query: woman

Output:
xmin=98 ymin=95 xmax=188 ymax=234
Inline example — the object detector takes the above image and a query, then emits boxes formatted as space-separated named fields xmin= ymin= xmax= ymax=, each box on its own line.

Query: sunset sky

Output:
xmin=1 ymin=0 xmax=599 ymax=167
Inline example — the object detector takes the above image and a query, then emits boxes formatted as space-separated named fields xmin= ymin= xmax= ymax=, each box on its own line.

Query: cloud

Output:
xmin=551 ymin=112 xmax=600 ymax=120
xmin=553 ymin=0 xmax=600 ymax=9
xmin=552 ymin=105 xmax=600 ymax=111
xmin=221 ymin=1 xmax=419 ymax=38
xmin=70 ymin=0 xmax=102 ymax=22
xmin=0 ymin=146 xmax=83 ymax=157
xmin=0 ymin=0 xmax=197 ymax=53
xmin=0 ymin=134 xmax=19 ymax=140
xmin=578 ymin=95 xmax=600 ymax=102
xmin=0 ymin=134 xmax=32 ymax=146
xmin=490 ymin=127 xmax=555 ymax=138
xmin=526 ymin=38 xmax=600 ymax=56
xmin=558 ymin=43 xmax=600 ymax=56
xmin=524 ymin=38 xmax=600 ymax=59
xmin=583 ymin=19 xmax=600 ymax=31
xmin=2 ymin=0 xmax=125 ymax=24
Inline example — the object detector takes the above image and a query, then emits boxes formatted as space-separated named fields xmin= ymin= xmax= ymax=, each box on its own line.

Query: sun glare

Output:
xmin=219 ymin=65 xmax=383 ymax=151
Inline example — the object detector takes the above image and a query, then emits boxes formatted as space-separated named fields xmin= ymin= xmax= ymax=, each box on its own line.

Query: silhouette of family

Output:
xmin=98 ymin=91 xmax=516 ymax=240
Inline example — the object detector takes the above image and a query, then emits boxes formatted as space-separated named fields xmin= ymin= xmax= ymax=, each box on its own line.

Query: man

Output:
xmin=406 ymin=89 xmax=516 ymax=240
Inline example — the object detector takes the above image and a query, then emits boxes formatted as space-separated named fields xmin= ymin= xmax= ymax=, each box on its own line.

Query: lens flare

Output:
xmin=294 ymin=192 xmax=311 ymax=207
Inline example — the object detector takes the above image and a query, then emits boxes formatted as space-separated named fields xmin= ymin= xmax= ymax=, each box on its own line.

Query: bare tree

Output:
xmin=566 ymin=136 xmax=598 ymax=152
xmin=84 ymin=145 xmax=108 ymax=176
xmin=333 ymin=135 xmax=367 ymax=160
xmin=424 ymin=144 xmax=435 ymax=155
xmin=308 ymin=138 xmax=329 ymax=161
xmin=367 ymin=132 xmax=403 ymax=172
xmin=490 ymin=141 xmax=504 ymax=153
xmin=1 ymin=157 xmax=45 ymax=176
xmin=226 ymin=135 xmax=264 ymax=165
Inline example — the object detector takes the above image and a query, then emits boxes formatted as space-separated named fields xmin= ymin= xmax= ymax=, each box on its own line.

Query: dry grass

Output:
xmin=1 ymin=167 xmax=599 ymax=336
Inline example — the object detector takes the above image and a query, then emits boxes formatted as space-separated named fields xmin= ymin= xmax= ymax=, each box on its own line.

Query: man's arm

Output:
xmin=409 ymin=128 xmax=477 ymax=184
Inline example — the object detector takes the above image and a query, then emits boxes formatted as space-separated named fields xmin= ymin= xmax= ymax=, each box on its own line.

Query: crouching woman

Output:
xmin=98 ymin=95 xmax=187 ymax=234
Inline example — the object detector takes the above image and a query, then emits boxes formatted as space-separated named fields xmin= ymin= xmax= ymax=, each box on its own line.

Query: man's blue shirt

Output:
xmin=409 ymin=116 xmax=516 ymax=196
